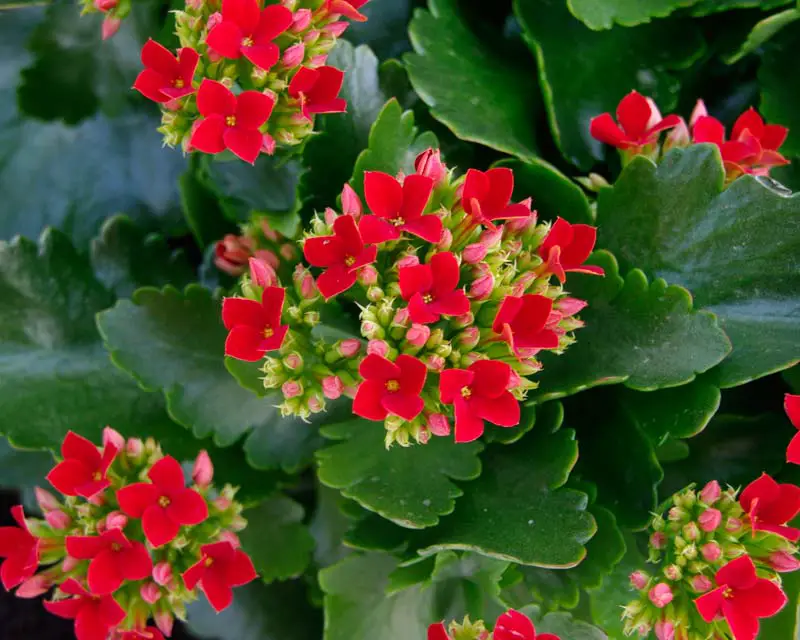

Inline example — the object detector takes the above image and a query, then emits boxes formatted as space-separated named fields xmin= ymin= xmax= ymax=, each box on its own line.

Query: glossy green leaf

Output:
xmin=567 ymin=0 xmax=701 ymax=29
xmin=405 ymin=0 xmax=540 ymax=161
xmin=515 ymin=0 xmax=703 ymax=169
xmin=690 ymin=0 xmax=793 ymax=15
xmin=179 ymin=155 xmax=237 ymax=249
xmin=0 ymin=437 xmax=54 ymax=490
xmin=344 ymin=0 xmax=412 ymax=60
xmin=727 ymin=8 xmax=800 ymax=64
xmin=531 ymin=251 xmax=731 ymax=402
xmin=430 ymin=552 xmax=508 ymax=623
xmin=760 ymin=22 xmax=800 ymax=157
xmin=316 ymin=417 xmax=482 ymax=529
xmin=596 ymin=145 xmax=800 ymax=387
xmin=533 ymin=610 xmax=609 ymax=640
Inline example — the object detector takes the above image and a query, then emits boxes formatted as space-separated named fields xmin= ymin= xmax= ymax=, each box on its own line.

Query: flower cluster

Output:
xmin=221 ymin=149 xmax=603 ymax=446
xmin=131 ymin=0 xmax=369 ymax=163
xmin=79 ymin=0 xmax=128 ymax=40
xmin=590 ymin=91 xmax=790 ymax=181
xmin=428 ymin=609 xmax=559 ymax=640
xmin=622 ymin=474 xmax=800 ymax=639
xmin=214 ymin=218 xmax=298 ymax=278
xmin=0 ymin=429 xmax=256 ymax=640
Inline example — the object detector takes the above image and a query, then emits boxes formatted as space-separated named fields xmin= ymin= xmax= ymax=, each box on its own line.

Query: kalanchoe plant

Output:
xmin=429 ymin=609 xmax=560 ymax=640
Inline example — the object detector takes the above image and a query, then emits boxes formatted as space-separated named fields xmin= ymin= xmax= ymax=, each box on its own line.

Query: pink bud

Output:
xmin=186 ymin=0 xmax=203 ymax=10
xmin=505 ymin=203 xmax=537 ymax=234
xmin=105 ymin=511 xmax=128 ymax=530
xmin=478 ymin=226 xmax=503 ymax=249
xmin=691 ymin=575 xmax=713 ymax=593
xmin=393 ymin=307 xmax=410 ymax=327
xmin=94 ymin=0 xmax=117 ymax=10
xmin=699 ymin=480 xmax=721 ymax=506
xmin=414 ymin=148 xmax=446 ymax=185
xmin=282 ymin=42 xmax=305 ymax=68
xmin=339 ymin=339 xmax=361 ymax=358
xmin=192 ymin=450 xmax=214 ymax=489
xmin=282 ymin=380 xmax=303 ymax=399
xmin=298 ymin=273 xmax=317 ymax=299
xmin=463 ymin=243 xmax=488 ymax=264
xmin=508 ymin=369 xmax=523 ymax=389
xmin=555 ymin=297 xmax=588 ymax=317
xmin=654 ymin=620 xmax=675 ymax=640
xmin=701 ymin=541 xmax=722 ymax=562
xmin=341 ymin=183 xmax=362 ymax=217
xmin=367 ymin=340 xmax=389 ymax=357
xmin=645 ymin=97 xmax=664 ymax=129
xmin=726 ymin=517 xmax=743 ymax=533
xmin=648 ymin=583 xmax=673 ymax=608
xmin=101 ymin=15 xmax=122 ymax=40
xmin=218 ymin=530 xmax=241 ymax=549
xmin=304 ymin=28 xmax=321 ymax=44
xmin=291 ymin=8 xmax=312 ymax=32
xmin=285 ymin=353 xmax=303 ymax=370
xmin=254 ymin=249 xmax=279 ymax=269
xmin=396 ymin=254 xmax=420 ymax=270
xmin=698 ymin=508 xmax=722 ymax=532
xmin=213 ymin=497 xmax=232 ymax=511
xmin=437 ymin=228 xmax=452 ymax=250
xmin=357 ymin=265 xmax=378 ymax=286
xmin=16 ymin=574 xmax=53 ymax=599
xmin=322 ymin=376 xmax=344 ymax=400
xmin=769 ymin=550 xmax=800 ymax=573
xmin=45 ymin=510 xmax=71 ymax=530
xmin=427 ymin=413 xmax=451 ymax=436
xmin=102 ymin=426 xmax=125 ymax=451
xmin=457 ymin=326 xmax=480 ymax=348
xmin=249 ymin=257 xmax=278 ymax=288
xmin=629 ymin=571 xmax=648 ymax=590
xmin=324 ymin=20 xmax=348 ymax=37
xmin=152 ymin=562 xmax=173 ymax=587
xmin=308 ymin=395 xmax=324 ymax=413
xmin=406 ymin=324 xmax=431 ymax=347
xmin=126 ymin=437 xmax=144 ymax=458
xmin=89 ymin=493 xmax=105 ymax=507
xmin=309 ymin=54 xmax=328 ymax=68
xmin=207 ymin=11 xmax=223 ymax=30
xmin=470 ymin=273 xmax=494 ymax=300
xmin=664 ymin=118 xmax=690 ymax=150
xmin=155 ymin=611 xmax=174 ymax=638
xmin=689 ymin=99 xmax=708 ymax=126
xmin=422 ymin=354 xmax=445 ymax=372
xmin=324 ymin=207 xmax=338 ymax=226
xmin=62 ymin=556 xmax=80 ymax=572
xmin=664 ymin=564 xmax=681 ymax=581
xmin=35 ymin=487 xmax=60 ymax=512
xmin=140 ymin=582 xmax=161 ymax=604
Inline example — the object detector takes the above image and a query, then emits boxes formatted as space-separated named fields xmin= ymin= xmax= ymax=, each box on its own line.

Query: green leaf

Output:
xmin=310 ymin=484 xmax=354 ymax=569
xmin=316 ymin=418 xmax=482 ymax=529
xmin=533 ymin=610 xmax=609 ymax=640
xmin=760 ymin=568 xmax=800 ymax=638
xmin=514 ymin=0 xmax=704 ymax=169
xmin=414 ymin=402 xmax=596 ymax=567
xmin=179 ymin=155 xmax=237 ymax=249
xmin=429 ymin=552 xmax=508 ymax=623
xmin=530 ymin=251 xmax=731 ymax=402
xmin=595 ymin=145 xmax=800 ymax=387
xmin=691 ymin=0 xmax=793 ymax=15
xmin=405 ymin=0 xmax=540 ymax=161
xmin=760 ymin=22 xmax=800 ymax=157
xmin=726 ymin=8 xmax=800 ymax=64
xmin=343 ymin=0 xmax=412 ymax=60
xmin=0 ymin=436 xmax=54 ymax=490
xmin=566 ymin=0 xmax=701 ymax=29
xmin=239 ymin=495 xmax=314 ymax=583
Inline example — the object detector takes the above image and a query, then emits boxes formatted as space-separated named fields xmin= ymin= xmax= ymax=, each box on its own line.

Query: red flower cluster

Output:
xmin=0 ymin=430 xmax=256 ymax=640
xmin=429 ymin=608 xmax=560 ymax=640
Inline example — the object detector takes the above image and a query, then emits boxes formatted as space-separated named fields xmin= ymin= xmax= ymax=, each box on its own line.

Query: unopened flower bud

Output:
xmin=35 ymin=488 xmax=60 ymax=512
xmin=470 ymin=273 xmax=494 ymax=300
xmin=422 ymin=354 xmax=445 ymax=372
xmin=340 ymin=183 xmax=362 ymax=217
xmin=16 ymin=573 xmax=53 ymax=599
xmin=682 ymin=521 xmax=700 ymax=541
xmin=648 ymin=583 xmax=673 ymax=608
xmin=324 ymin=20 xmax=348 ymax=37
xmin=415 ymin=148 xmax=446 ymax=185
xmin=479 ymin=226 xmax=503 ymax=250
xmin=769 ymin=550 xmax=800 ymax=573
xmin=555 ymin=297 xmax=588 ymax=317
xmin=63 ymin=556 xmax=80 ymax=572
xmin=396 ymin=254 xmax=420 ymax=270
xmin=361 ymin=321 xmax=383 ymax=339
xmin=366 ymin=286 xmax=383 ymax=302
xmin=406 ymin=324 xmax=431 ymax=347
xmin=427 ymin=413 xmax=450 ymax=436
xmin=309 ymin=54 xmax=328 ymax=67
xmin=437 ymin=228 xmax=452 ymax=250
xmin=663 ymin=564 xmax=682 ymax=581
xmin=103 ymin=511 xmax=126 ymax=531
xmin=691 ymin=575 xmax=713 ymax=593
xmin=698 ymin=508 xmax=722 ymax=532
xmin=45 ymin=510 xmax=71 ymax=530
xmin=126 ymin=437 xmax=144 ymax=458
xmin=282 ymin=42 xmax=305 ymax=68
xmin=103 ymin=426 xmax=125 ymax=451
xmin=457 ymin=327 xmax=480 ymax=349
xmin=249 ymin=258 xmax=278 ymax=288
xmin=322 ymin=375 xmax=344 ymax=400
xmin=654 ymin=620 xmax=675 ymax=640
xmin=393 ymin=307 xmax=410 ymax=327
xmin=155 ymin=611 xmax=174 ymax=637
xmin=282 ymin=380 xmax=303 ymax=399
xmin=463 ymin=243 xmax=488 ymax=264
xmin=701 ymin=541 xmax=722 ymax=562
xmin=152 ymin=562 xmax=173 ymax=587
xmin=141 ymin=582 xmax=161 ymax=604
xmin=213 ymin=497 xmax=231 ymax=511
xmin=358 ymin=265 xmax=378 ymax=286
xmin=690 ymin=99 xmax=708 ymax=126
xmin=307 ymin=394 xmax=324 ymax=414
xmin=630 ymin=571 xmax=648 ymax=590
xmin=367 ymin=340 xmax=389 ymax=357
xmin=338 ymin=339 xmax=361 ymax=358
xmin=650 ymin=532 xmax=667 ymax=550
xmin=192 ymin=450 xmax=214 ymax=489
xmin=207 ymin=11 xmax=222 ymax=30
xmin=668 ymin=506 xmax=686 ymax=522
xmin=218 ymin=530 xmax=241 ymax=549
xmin=726 ymin=517 xmax=743 ymax=532
xmin=94 ymin=0 xmax=117 ymax=10
xmin=230 ymin=515 xmax=247 ymax=532
xmin=505 ymin=204 xmax=537 ymax=234
xmin=452 ymin=312 xmax=474 ymax=329
xmin=699 ymin=480 xmax=721 ymax=505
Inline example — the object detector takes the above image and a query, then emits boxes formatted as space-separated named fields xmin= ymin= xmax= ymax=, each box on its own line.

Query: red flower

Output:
xmin=353 ymin=354 xmax=427 ymax=421
xmin=222 ymin=287 xmax=288 ymax=362
xmin=0 ymin=506 xmax=39 ymax=591
xmin=44 ymin=578 xmax=126 ymax=640
xmin=190 ymin=79 xmax=275 ymax=164
xmin=786 ymin=394 xmax=800 ymax=464
xmin=695 ymin=555 xmax=787 ymax=640
xmin=133 ymin=39 xmax=198 ymax=103
xmin=205 ymin=0 xmax=292 ymax=70
xmin=439 ymin=360 xmax=520 ymax=443
xmin=493 ymin=294 xmax=559 ymax=353
xmin=589 ymin=91 xmax=681 ymax=151
xmin=427 ymin=623 xmax=451 ymax=640
xmin=303 ymin=214 xmax=377 ymax=299
xmin=398 ymin=252 xmax=469 ymax=324
xmin=461 ymin=167 xmax=531 ymax=229
xmin=47 ymin=431 xmax=119 ymax=498
xmin=358 ymin=172 xmax=441 ymax=244
xmin=537 ymin=217 xmax=604 ymax=284
xmin=119 ymin=628 xmax=165 ymax=640
xmin=739 ymin=473 xmax=800 ymax=541
xmin=182 ymin=541 xmax=257 ymax=612
xmin=324 ymin=0 xmax=369 ymax=21
xmin=116 ymin=456 xmax=208 ymax=548
xmin=495 ymin=609 xmax=559 ymax=640
xmin=66 ymin=529 xmax=152 ymax=595
xmin=288 ymin=66 xmax=346 ymax=121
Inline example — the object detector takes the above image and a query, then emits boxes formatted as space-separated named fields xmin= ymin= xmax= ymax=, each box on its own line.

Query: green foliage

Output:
xmin=760 ymin=22 xmax=800 ymax=157
xmin=566 ymin=0 xmax=701 ymax=30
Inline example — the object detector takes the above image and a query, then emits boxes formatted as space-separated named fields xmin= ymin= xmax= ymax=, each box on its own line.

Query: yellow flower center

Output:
xmin=461 ymin=387 xmax=472 ymax=399
xmin=111 ymin=543 xmax=121 ymax=552
xmin=422 ymin=294 xmax=433 ymax=303
xmin=92 ymin=471 xmax=102 ymax=481
xmin=241 ymin=36 xmax=254 ymax=47
xmin=173 ymin=79 xmax=184 ymax=89
xmin=385 ymin=380 xmax=400 ymax=392
xmin=392 ymin=217 xmax=405 ymax=226
xmin=263 ymin=325 xmax=274 ymax=338
xmin=723 ymin=587 xmax=734 ymax=599
xmin=226 ymin=115 xmax=237 ymax=127
xmin=344 ymin=255 xmax=356 ymax=267
xmin=158 ymin=496 xmax=171 ymax=508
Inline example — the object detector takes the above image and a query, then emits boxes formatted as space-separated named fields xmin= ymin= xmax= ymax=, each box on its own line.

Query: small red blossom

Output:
xmin=66 ymin=529 xmax=152 ymax=595
xmin=303 ymin=214 xmax=377 ymax=299
xmin=427 ymin=622 xmax=451 ymax=640
xmin=205 ymin=0 xmax=292 ymax=70
xmin=739 ymin=473 xmax=800 ymax=541
xmin=182 ymin=541 xmax=257 ymax=613
xmin=353 ymin=354 xmax=427 ymax=421
xmin=439 ymin=360 xmax=520 ymax=443
xmin=537 ymin=217 xmax=604 ymax=284
xmin=44 ymin=579 xmax=126 ymax=640
xmin=694 ymin=555 xmax=787 ymax=640
xmin=47 ymin=431 xmax=118 ymax=499
xmin=415 ymin=148 xmax=447 ymax=185
xmin=494 ymin=609 xmax=560 ymax=640
xmin=190 ymin=79 xmax=275 ymax=164
xmin=590 ymin=91 xmax=681 ymax=151
xmin=288 ymin=66 xmax=346 ymax=121
xmin=787 ymin=394 xmax=800 ymax=464
xmin=358 ymin=171 xmax=441 ymax=244
xmin=222 ymin=287 xmax=289 ymax=362
xmin=0 ymin=506 xmax=39 ymax=591
xmin=398 ymin=252 xmax=469 ymax=324
xmin=461 ymin=167 xmax=530 ymax=229
xmin=116 ymin=456 xmax=208 ymax=548
xmin=118 ymin=627 xmax=165 ymax=640
xmin=133 ymin=40 xmax=198 ymax=104
xmin=324 ymin=0 xmax=369 ymax=21
xmin=493 ymin=294 xmax=559 ymax=353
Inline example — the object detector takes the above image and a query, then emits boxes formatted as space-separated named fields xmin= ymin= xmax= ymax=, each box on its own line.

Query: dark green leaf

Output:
xmin=566 ymin=0 xmax=701 ymax=30
xmin=596 ymin=145 xmax=800 ymax=387
xmin=310 ymin=484 xmax=354 ymax=569
xmin=179 ymin=155 xmax=237 ymax=249
xmin=429 ymin=552 xmax=508 ymax=623
xmin=344 ymin=511 xmax=411 ymax=552
xmin=344 ymin=0 xmax=412 ymax=60
xmin=691 ymin=0 xmax=793 ymax=15
xmin=760 ymin=568 xmax=800 ymax=638
xmin=726 ymin=8 xmax=800 ymax=64
xmin=533 ymin=610 xmax=609 ymax=640
xmin=760 ymin=22 xmax=800 ymax=157
xmin=0 ymin=436 xmax=54 ymax=491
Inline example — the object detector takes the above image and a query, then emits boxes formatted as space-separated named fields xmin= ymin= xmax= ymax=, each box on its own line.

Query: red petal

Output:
xmin=117 ymin=541 xmax=152 ymax=582
xmin=517 ymin=294 xmax=553 ymax=332
xmin=47 ymin=459 xmax=93 ymax=496
xmin=740 ymin=473 xmax=780 ymax=514
xmin=148 ymin=456 xmax=186 ymax=492
xmin=494 ymin=610 xmax=535 ymax=640
xmin=44 ymin=597 xmax=83 ymax=620
xmin=0 ymin=526 xmax=27 ymax=556
xmin=168 ymin=488 xmax=208 ymax=526
xmin=382 ymin=392 xmax=424 ymax=420
xmin=197 ymin=79 xmax=236 ymax=117
xmin=1 ymin=549 xmax=36 ymax=590
xmin=430 ymin=290 xmax=469 ymax=318
xmin=589 ymin=113 xmax=630 ymax=148
xmin=759 ymin=482 xmax=800 ymax=525
xmin=493 ymin=296 xmax=523 ymax=334
xmin=253 ymin=4 xmax=293 ymax=41
xmin=723 ymin=603 xmax=759 ymax=640
xmin=352 ymin=380 xmax=388 ymax=421
xmin=87 ymin=550 xmax=123 ymax=595
xmin=359 ymin=215 xmax=400 ymax=244
xmin=223 ymin=128 xmax=264 ymax=164
xmin=732 ymin=107 xmax=765 ymax=141
xmin=190 ymin=116 xmax=227 ymax=155
xmin=75 ymin=603 xmax=115 ymax=640
xmin=439 ymin=369 xmax=473 ymax=404
xmin=395 ymin=354 xmax=427 ymax=396
xmin=182 ymin=557 xmax=206 ymax=590
xmin=140 ymin=39 xmax=178 ymax=77
xmin=472 ymin=392 xmax=520 ymax=427
xmin=400 ymin=174 xmax=434 ymax=221
xmin=133 ymin=69 xmax=170 ymax=103
xmin=316 ymin=264 xmax=357 ymax=299
xmin=398 ymin=264 xmax=433 ymax=300
xmin=469 ymin=360 xmax=511 ymax=399
xmin=402 ymin=215 xmax=442 ymax=244
xmin=200 ymin=569 xmax=234 ymax=612
xmin=787 ymin=431 xmax=800 ymax=464
xmin=482 ymin=167 xmax=514 ymax=215
xmin=226 ymin=550 xmax=257 ymax=587
xmin=97 ymin=594 xmax=125 ymax=627
xmin=364 ymin=171 xmax=403 ymax=219
xmin=9 ymin=506 xmax=28 ymax=533
xmin=222 ymin=297 xmax=266 ymax=330
xmin=62 ymin=432 xmax=101 ymax=469
xmin=559 ymin=224 xmax=597 ymax=269
xmin=225 ymin=326 xmax=267 ymax=361
xmin=735 ymin=578 xmax=787 ymax=618
xmin=236 ymin=90 xmax=274 ymax=129
xmin=462 ymin=169 xmax=489 ymax=215
xmin=716 ymin=555 xmax=757 ymax=590
xmin=303 ymin=235 xmax=345 ymax=268
xmin=206 ymin=21 xmax=245 ymax=60
xmin=761 ymin=124 xmax=788 ymax=151
xmin=61 ymin=578 xmax=91 ymax=597
xmin=261 ymin=286 xmax=285 ymax=325
xmin=222 ymin=0 xmax=259 ymax=33
xmin=66 ymin=535 xmax=108 ymax=560
xmin=758 ymin=149 xmax=790 ymax=168
xmin=644 ymin=113 xmax=682 ymax=137
xmin=333 ymin=214 xmax=364 ymax=257
xmin=178 ymin=47 xmax=199 ymax=82
xmin=430 ymin=252 xmax=460 ymax=297
xmin=428 ymin=623 xmax=450 ymax=640
xmin=75 ymin=478 xmax=110 ymax=500
xmin=307 ymin=66 xmax=344 ymax=103
xmin=116 ymin=483 xmax=160 ymax=518
xmin=695 ymin=587 xmax=725 ymax=622
xmin=142 ymin=505 xmax=180 ymax=548
xmin=616 ymin=90 xmax=651 ymax=140
xmin=693 ymin=116 xmax=726 ymax=145
xmin=288 ymin=67 xmax=318 ymax=98
xmin=359 ymin=353 xmax=401 ymax=382
xmin=755 ymin=522 xmax=800 ymax=542
xmin=569 ymin=264 xmax=605 ymax=277
xmin=259 ymin=324 xmax=288 ymax=352
xmin=488 ymin=201 xmax=533 ymax=222
xmin=406 ymin=294 xmax=438 ymax=324
xmin=539 ymin=217 xmax=573 ymax=257
xmin=242 ymin=43 xmax=280 ymax=71
xmin=454 ymin=398 xmax=484 ymax=443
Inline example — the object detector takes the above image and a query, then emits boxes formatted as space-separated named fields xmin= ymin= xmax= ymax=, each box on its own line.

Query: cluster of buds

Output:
xmin=590 ymin=90 xmax=790 ymax=181
xmin=214 ymin=218 xmax=297 ymax=278
xmin=79 ymin=0 xmax=127 ymax=40
xmin=428 ymin=609 xmax=560 ymax=640
xmin=221 ymin=148 xmax=604 ymax=446
xmin=130 ymin=0 xmax=369 ymax=162
xmin=0 ymin=429 xmax=256 ymax=640
xmin=622 ymin=473 xmax=800 ymax=639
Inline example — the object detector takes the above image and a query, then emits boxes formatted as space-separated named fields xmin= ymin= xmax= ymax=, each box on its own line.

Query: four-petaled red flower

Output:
xmin=0 ymin=506 xmax=39 ymax=591
xmin=439 ymin=360 xmax=520 ymax=443
xmin=206 ymin=0 xmax=293 ymax=71
xmin=44 ymin=578 xmax=126 ymax=640
xmin=786 ymin=393 xmax=800 ymax=464
xmin=133 ymin=39 xmax=198 ymax=104
xmin=303 ymin=214 xmax=377 ymax=299
xmin=739 ymin=473 xmax=800 ymax=541
xmin=66 ymin=529 xmax=152 ymax=595
xmin=116 ymin=456 xmax=208 ymax=548
xmin=538 ymin=217 xmax=604 ymax=284
xmin=590 ymin=90 xmax=681 ymax=151
xmin=493 ymin=294 xmax=559 ymax=353
xmin=695 ymin=555 xmax=787 ymax=640
xmin=461 ymin=167 xmax=531 ymax=229
xmin=494 ymin=609 xmax=560 ymax=640
xmin=353 ymin=354 xmax=427 ymax=421
xmin=358 ymin=171 xmax=442 ymax=244
xmin=190 ymin=79 xmax=275 ymax=164
xmin=182 ymin=541 xmax=257 ymax=613
xmin=325 ymin=0 xmax=369 ymax=21
xmin=398 ymin=252 xmax=470 ymax=324
xmin=222 ymin=287 xmax=288 ymax=362
xmin=47 ymin=431 xmax=119 ymax=499
xmin=288 ymin=66 xmax=347 ymax=121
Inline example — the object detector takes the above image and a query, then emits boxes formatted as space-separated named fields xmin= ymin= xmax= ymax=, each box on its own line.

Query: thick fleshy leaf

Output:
xmin=343 ymin=0 xmax=412 ymax=59
xmin=759 ymin=23 xmax=800 ymax=157
xmin=566 ymin=0 xmax=702 ymax=30
xmin=596 ymin=145 xmax=800 ymax=387
xmin=726 ymin=8 xmax=800 ymax=65
xmin=514 ymin=0 xmax=703 ymax=169
xmin=405 ymin=0 xmax=540 ymax=161
xmin=690 ymin=0 xmax=793 ymax=16
xmin=527 ymin=608 xmax=609 ymax=640
xmin=316 ymin=417 xmax=482 ymax=529
xmin=178 ymin=154 xmax=237 ymax=250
